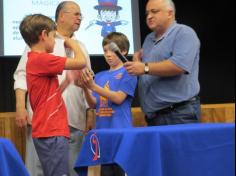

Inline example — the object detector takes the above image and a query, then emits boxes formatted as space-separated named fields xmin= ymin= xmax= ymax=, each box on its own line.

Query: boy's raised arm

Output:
xmin=64 ymin=38 xmax=87 ymax=70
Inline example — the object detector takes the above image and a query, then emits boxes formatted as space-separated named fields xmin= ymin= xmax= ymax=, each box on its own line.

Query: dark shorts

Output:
xmin=33 ymin=136 xmax=69 ymax=176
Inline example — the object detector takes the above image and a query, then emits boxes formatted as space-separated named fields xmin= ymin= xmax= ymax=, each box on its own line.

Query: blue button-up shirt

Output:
xmin=139 ymin=22 xmax=200 ymax=114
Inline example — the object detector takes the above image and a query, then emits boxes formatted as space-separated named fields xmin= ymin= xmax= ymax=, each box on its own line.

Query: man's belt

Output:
xmin=156 ymin=96 xmax=199 ymax=114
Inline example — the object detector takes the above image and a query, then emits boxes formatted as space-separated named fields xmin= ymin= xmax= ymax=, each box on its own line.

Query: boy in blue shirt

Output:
xmin=80 ymin=32 xmax=137 ymax=176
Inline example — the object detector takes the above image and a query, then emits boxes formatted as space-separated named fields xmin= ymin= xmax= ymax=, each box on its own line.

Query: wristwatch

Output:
xmin=144 ymin=63 xmax=149 ymax=74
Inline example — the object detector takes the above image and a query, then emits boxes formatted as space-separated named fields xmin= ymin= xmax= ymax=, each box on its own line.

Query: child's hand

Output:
xmin=59 ymin=70 xmax=81 ymax=93
xmin=81 ymin=68 xmax=95 ymax=90
xmin=75 ymin=74 xmax=86 ymax=89
xmin=64 ymin=38 xmax=78 ymax=50
xmin=66 ymin=70 xmax=81 ymax=83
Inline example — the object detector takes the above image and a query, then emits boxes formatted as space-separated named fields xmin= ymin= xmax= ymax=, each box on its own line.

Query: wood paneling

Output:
xmin=201 ymin=104 xmax=235 ymax=123
xmin=0 ymin=112 xmax=26 ymax=161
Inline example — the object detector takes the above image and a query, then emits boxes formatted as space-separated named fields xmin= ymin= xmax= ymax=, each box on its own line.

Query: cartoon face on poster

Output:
xmin=85 ymin=0 xmax=128 ymax=37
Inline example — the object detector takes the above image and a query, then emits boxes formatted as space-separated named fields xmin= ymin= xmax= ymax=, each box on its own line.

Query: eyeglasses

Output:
xmin=146 ymin=9 xmax=161 ymax=16
xmin=64 ymin=11 xmax=83 ymax=20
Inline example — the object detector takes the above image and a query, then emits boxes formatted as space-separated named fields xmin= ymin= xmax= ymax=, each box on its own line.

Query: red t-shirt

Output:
xmin=26 ymin=52 xmax=69 ymax=138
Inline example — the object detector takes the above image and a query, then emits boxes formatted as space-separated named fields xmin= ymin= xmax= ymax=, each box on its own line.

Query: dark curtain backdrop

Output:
xmin=0 ymin=0 xmax=235 ymax=112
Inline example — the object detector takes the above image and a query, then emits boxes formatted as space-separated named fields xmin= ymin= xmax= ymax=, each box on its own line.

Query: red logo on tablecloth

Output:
xmin=90 ymin=133 xmax=101 ymax=161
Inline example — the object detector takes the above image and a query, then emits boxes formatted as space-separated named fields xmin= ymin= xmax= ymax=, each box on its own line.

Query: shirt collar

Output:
xmin=56 ymin=32 xmax=76 ymax=40
xmin=149 ymin=21 xmax=177 ymax=43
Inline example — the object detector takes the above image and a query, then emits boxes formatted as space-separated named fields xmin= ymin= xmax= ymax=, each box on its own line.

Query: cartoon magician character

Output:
xmin=86 ymin=0 xmax=128 ymax=37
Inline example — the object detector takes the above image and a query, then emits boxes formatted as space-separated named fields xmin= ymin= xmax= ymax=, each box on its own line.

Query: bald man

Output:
xmin=14 ymin=1 xmax=91 ymax=175
xmin=124 ymin=0 xmax=201 ymax=126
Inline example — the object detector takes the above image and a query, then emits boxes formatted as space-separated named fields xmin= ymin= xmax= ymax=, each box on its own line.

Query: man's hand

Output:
xmin=15 ymin=89 xmax=29 ymax=127
xmin=124 ymin=61 xmax=145 ymax=76
xmin=132 ymin=49 xmax=143 ymax=62
xmin=84 ymin=109 xmax=96 ymax=134
xmin=16 ymin=107 xmax=29 ymax=127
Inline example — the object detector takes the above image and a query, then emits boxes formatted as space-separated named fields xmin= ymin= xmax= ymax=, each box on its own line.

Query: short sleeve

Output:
xmin=13 ymin=45 xmax=30 ymax=90
xmin=118 ymin=72 xmax=137 ymax=97
xmin=170 ymin=27 xmax=200 ymax=74
xmin=27 ymin=53 xmax=66 ymax=76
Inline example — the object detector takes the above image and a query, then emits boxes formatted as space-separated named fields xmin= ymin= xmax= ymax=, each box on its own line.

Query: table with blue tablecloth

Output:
xmin=75 ymin=123 xmax=235 ymax=176
xmin=0 ymin=138 xmax=29 ymax=176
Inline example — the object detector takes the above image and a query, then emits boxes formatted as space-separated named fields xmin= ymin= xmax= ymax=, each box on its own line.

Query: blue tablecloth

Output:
xmin=0 ymin=138 xmax=29 ymax=176
xmin=75 ymin=123 xmax=235 ymax=176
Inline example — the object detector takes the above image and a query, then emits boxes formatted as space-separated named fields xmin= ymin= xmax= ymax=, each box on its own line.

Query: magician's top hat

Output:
xmin=94 ymin=0 xmax=122 ymax=11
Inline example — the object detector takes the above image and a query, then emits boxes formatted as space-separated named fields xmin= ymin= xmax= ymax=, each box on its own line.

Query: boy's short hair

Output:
xmin=20 ymin=14 xmax=56 ymax=47
xmin=102 ymin=32 xmax=130 ymax=56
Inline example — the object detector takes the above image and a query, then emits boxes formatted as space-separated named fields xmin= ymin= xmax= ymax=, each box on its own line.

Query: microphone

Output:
xmin=109 ymin=42 xmax=128 ymax=63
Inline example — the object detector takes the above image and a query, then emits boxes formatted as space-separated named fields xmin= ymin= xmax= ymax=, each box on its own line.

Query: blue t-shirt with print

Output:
xmin=93 ymin=67 xmax=137 ymax=129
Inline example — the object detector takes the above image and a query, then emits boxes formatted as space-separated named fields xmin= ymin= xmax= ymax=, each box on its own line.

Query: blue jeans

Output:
xmin=145 ymin=98 xmax=201 ymax=126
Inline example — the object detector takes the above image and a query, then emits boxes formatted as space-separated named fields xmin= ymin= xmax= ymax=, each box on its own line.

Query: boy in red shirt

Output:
xmin=19 ymin=14 xmax=86 ymax=176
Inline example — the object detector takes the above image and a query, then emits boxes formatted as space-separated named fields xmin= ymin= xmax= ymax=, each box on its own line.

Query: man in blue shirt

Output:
xmin=124 ymin=0 xmax=201 ymax=126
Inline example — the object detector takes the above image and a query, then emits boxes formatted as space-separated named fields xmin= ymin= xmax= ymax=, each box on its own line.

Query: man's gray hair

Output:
xmin=165 ymin=0 xmax=176 ymax=15
xmin=55 ymin=1 xmax=76 ymax=22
